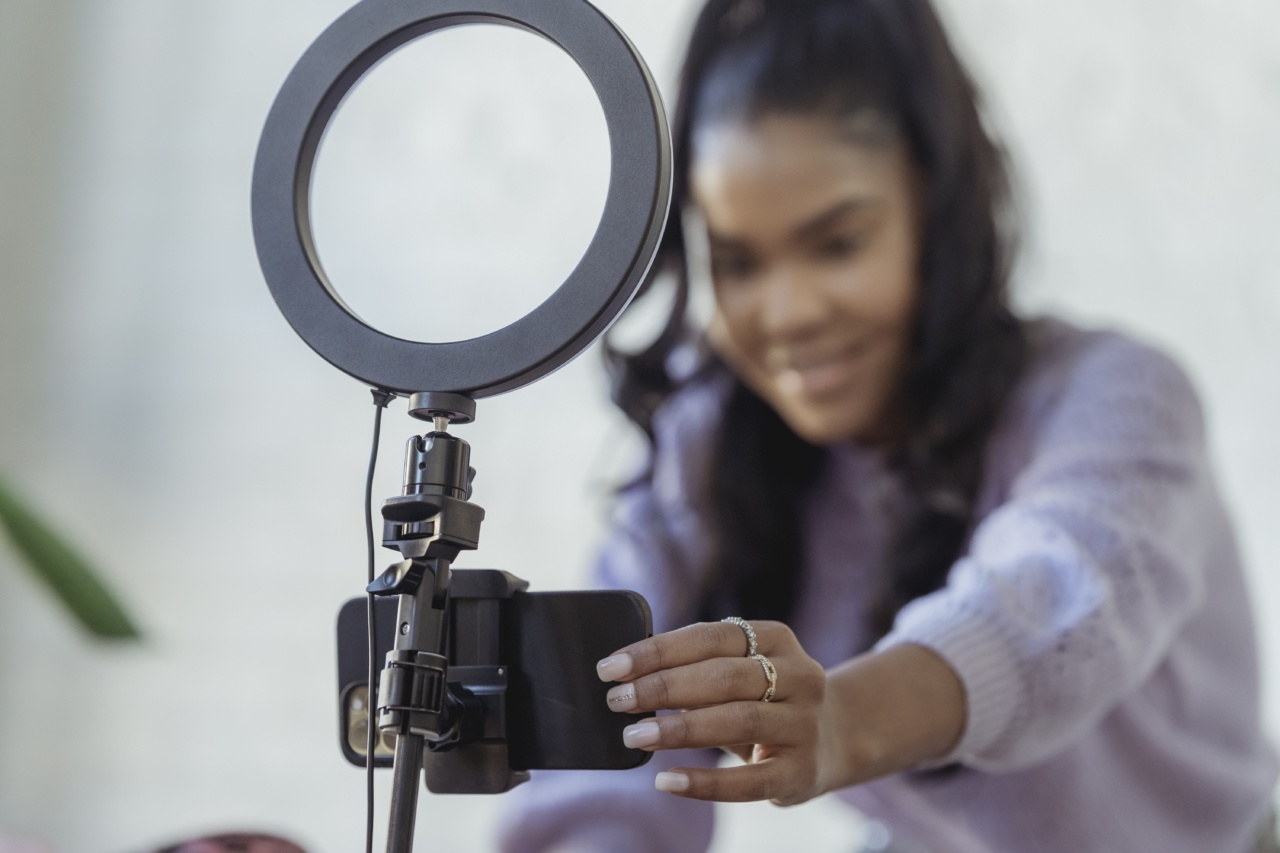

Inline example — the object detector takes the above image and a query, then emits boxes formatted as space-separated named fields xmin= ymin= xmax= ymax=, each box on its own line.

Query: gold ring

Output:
xmin=751 ymin=653 xmax=777 ymax=703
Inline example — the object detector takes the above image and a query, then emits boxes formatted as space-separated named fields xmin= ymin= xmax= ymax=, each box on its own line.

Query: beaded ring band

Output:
xmin=721 ymin=616 xmax=758 ymax=657
xmin=751 ymin=653 xmax=778 ymax=703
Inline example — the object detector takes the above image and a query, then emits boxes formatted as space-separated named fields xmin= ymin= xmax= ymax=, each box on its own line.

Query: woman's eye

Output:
xmin=710 ymin=254 xmax=758 ymax=281
xmin=815 ymin=233 xmax=866 ymax=261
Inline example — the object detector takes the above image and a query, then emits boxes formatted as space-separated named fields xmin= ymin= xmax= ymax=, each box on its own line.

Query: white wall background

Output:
xmin=0 ymin=1 xmax=1276 ymax=851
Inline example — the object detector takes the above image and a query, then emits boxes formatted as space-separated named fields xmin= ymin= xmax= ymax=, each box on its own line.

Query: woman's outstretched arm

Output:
xmin=598 ymin=331 xmax=1219 ymax=802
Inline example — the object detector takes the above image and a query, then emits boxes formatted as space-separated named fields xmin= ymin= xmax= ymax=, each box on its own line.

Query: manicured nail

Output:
xmin=622 ymin=720 xmax=660 ymax=749
xmin=655 ymin=771 xmax=689 ymax=793
xmin=606 ymin=682 xmax=637 ymax=712
xmin=596 ymin=654 xmax=633 ymax=682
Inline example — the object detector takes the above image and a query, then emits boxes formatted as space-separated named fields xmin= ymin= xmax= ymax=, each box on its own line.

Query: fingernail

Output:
xmin=622 ymin=720 xmax=660 ymax=749
xmin=606 ymin=682 xmax=636 ymax=712
xmin=596 ymin=653 xmax=633 ymax=682
xmin=655 ymin=771 xmax=689 ymax=793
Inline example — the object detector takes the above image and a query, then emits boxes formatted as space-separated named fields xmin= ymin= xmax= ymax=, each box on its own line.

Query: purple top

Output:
xmin=498 ymin=319 xmax=1278 ymax=852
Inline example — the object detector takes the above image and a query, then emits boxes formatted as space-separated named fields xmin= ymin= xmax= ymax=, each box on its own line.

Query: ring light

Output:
xmin=251 ymin=0 xmax=671 ymax=397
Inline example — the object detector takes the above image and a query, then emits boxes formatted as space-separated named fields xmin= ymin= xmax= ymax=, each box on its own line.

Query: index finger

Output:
xmin=596 ymin=620 xmax=756 ymax=683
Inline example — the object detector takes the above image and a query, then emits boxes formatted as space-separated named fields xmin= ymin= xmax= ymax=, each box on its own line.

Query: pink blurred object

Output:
xmin=153 ymin=833 xmax=307 ymax=853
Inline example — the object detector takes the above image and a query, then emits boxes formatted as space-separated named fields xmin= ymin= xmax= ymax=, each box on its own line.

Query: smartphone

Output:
xmin=336 ymin=570 xmax=652 ymax=787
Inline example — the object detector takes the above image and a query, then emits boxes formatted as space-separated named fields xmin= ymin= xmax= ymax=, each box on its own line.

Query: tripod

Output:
xmin=367 ymin=391 xmax=485 ymax=852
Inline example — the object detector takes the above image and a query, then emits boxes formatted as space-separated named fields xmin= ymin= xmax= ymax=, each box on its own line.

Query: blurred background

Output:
xmin=1 ymin=0 xmax=1277 ymax=850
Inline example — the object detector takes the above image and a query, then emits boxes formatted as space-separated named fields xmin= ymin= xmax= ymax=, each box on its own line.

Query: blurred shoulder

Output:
xmin=1009 ymin=316 xmax=1205 ymax=448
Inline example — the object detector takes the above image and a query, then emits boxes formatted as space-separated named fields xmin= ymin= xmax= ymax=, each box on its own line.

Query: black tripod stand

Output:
xmin=367 ymin=391 xmax=484 ymax=852
xmin=343 ymin=389 xmax=652 ymax=852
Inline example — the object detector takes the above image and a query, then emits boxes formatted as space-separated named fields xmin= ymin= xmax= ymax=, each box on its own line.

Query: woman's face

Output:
xmin=691 ymin=114 xmax=921 ymax=446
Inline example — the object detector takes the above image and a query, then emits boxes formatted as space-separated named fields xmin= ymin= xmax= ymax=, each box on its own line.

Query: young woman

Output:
xmin=500 ymin=0 xmax=1277 ymax=850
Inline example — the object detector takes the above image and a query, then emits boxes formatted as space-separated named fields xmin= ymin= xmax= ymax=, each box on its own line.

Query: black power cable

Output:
xmin=365 ymin=389 xmax=394 ymax=853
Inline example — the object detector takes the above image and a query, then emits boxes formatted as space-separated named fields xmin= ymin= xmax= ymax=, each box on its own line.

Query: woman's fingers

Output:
xmin=655 ymin=759 xmax=818 ymax=806
xmin=620 ymin=701 xmax=806 ymax=753
xmin=598 ymin=621 xmax=833 ymax=806
xmin=605 ymin=655 xmax=773 ymax=713
xmin=597 ymin=620 xmax=792 ymax=683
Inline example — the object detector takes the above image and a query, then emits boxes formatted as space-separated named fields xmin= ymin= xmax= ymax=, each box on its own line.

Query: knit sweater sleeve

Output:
xmin=876 ymin=331 xmax=1214 ymax=771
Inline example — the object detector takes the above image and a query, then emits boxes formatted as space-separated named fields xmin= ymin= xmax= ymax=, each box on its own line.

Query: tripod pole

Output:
xmin=386 ymin=731 xmax=425 ymax=851
xmin=382 ymin=551 xmax=452 ymax=853
xmin=370 ymin=394 xmax=482 ymax=853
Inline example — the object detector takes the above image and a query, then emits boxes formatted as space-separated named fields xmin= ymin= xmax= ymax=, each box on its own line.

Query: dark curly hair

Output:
xmin=605 ymin=0 xmax=1028 ymax=643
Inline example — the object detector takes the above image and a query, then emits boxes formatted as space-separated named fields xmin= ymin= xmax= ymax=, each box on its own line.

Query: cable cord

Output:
xmin=365 ymin=389 xmax=394 ymax=853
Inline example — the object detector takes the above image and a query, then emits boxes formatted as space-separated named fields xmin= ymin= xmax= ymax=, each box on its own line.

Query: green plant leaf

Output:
xmin=0 ymin=476 xmax=141 ymax=640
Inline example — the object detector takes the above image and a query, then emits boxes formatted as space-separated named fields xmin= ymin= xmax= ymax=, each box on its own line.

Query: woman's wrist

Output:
xmin=819 ymin=642 xmax=967 ymax=794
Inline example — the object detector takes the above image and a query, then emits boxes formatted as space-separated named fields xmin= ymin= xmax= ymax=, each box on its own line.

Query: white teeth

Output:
xmin=778 ymin=369 xmax=805 ymax=396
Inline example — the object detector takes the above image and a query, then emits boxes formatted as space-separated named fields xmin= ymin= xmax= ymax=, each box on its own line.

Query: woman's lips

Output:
xmin=774 ymin=346 xmax=868 ymax=397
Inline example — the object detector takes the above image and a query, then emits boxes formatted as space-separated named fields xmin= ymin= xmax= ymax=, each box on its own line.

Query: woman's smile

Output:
xmin=771 ymin=341 xmax=872 ymax=399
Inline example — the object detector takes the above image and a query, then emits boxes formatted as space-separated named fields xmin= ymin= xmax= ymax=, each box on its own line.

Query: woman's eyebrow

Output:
xmin=706 ymin=231 xmax=749 ymax=251
xmin=790 ymin=198 xmax=882 ymax=242
xmin=704 ymin=197 xmax=883 ymax=250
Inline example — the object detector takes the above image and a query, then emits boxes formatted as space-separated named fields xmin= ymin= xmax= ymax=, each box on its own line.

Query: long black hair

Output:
xmin=605 ymin=0 xmax=1028 ymax=643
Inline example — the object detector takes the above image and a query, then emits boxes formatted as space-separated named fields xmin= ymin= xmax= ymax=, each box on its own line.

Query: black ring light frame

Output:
xmin=252 ymin=0 xmax=672 ymax=400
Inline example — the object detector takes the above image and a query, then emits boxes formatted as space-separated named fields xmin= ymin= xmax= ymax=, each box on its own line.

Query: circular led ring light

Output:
xmin=252 ymin=0 xmax=671 ymax=398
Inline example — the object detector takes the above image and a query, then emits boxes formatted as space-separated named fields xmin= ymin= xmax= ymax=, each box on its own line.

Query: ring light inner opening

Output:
xmin=310 ymin=23 xmax=611 ymax=345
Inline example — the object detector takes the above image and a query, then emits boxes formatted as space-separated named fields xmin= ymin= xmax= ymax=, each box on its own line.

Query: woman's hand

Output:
xmin=596 ymin=621 xmax=967 ymax=805
xmin=595 ymin=619 xmax=832 ymax=805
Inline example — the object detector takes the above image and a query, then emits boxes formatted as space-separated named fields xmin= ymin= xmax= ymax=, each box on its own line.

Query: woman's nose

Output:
xmin=757 ymin=266 xmax=826 ymax=339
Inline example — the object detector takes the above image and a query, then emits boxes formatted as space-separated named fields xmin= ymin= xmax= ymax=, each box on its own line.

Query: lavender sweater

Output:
xmin=498 ymin=319 xmax=1277 ymax=852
